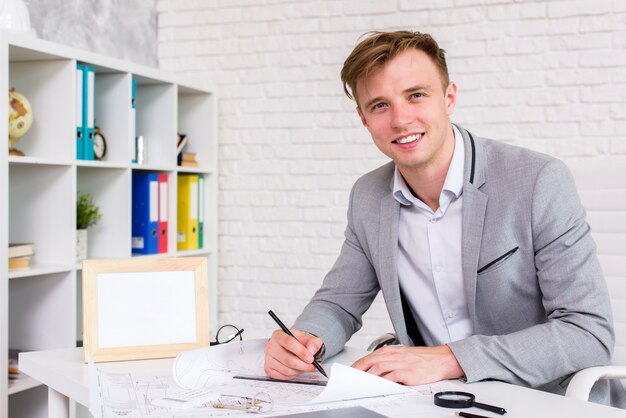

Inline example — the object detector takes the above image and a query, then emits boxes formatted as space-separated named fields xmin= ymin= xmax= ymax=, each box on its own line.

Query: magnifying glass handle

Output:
xmin=473 ymin=401 xmax=507 ymax=415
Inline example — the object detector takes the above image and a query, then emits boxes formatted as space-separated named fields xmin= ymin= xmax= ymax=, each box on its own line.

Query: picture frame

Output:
xmin=82 ymin=257 xmax=209 ymax=362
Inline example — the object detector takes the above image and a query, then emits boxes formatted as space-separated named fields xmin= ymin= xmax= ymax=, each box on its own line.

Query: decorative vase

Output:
xmin=76 ymin=229 xmax=87 ymax=261
xmin=0 ymin=0 xmax=33 ymax=34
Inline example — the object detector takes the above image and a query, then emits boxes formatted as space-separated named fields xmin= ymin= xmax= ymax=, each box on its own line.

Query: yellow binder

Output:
xmin=177 ymin=174 xmax=199 ymax=250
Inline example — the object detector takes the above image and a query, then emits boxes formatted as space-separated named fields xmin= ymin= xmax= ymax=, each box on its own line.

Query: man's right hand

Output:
xmin=264 ymin=328 xmax=324 ymax=379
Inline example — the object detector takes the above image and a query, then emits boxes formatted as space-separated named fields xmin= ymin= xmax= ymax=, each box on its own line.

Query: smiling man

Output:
xmin=264 ymin=31 xmax=621 ymax=407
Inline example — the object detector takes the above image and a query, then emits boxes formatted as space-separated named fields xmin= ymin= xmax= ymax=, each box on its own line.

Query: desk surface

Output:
xmin=20 ymin=347 xmax=626 ymax=417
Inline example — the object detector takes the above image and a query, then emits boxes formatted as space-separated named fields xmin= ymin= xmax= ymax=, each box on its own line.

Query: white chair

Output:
xmin=565 ymin=159 xmax=626 ymax=403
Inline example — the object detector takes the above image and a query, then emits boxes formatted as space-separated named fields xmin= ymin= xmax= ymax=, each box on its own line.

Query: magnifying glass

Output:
xmin=434 ymin=391 xmax=507 ymax=415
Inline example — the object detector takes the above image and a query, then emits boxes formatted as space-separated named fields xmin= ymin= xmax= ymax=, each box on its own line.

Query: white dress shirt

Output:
xmin=393 ymin=126 xmax=473 ymax=346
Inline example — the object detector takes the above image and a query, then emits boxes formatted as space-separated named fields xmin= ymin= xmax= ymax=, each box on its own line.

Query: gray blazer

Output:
xmin=295 ymin=125 xmax=619 ymax=405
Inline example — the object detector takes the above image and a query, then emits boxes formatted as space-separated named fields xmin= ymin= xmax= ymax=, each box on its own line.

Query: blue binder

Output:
xmin=75 ymin=64 xmax=85 ymax=160
xmin=83 ymin=65 xmax=95 ymax=160
xmin=132 ymin=172 xmax=159 ymax=254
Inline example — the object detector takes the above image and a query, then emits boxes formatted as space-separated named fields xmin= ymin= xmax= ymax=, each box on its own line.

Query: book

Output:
xmin=181 ymin=153 xmax=196 ymax=162
xmin=180 ymin=161 xmax=198 ymax=167
xmin=9 ymin=257 xmax=30 ymax=270
xmin=8 ymin=243 xmax=34 ymax=258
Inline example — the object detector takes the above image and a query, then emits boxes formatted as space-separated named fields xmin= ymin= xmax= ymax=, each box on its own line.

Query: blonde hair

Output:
xmin=341 ymin=31 xmax=449 ymax=103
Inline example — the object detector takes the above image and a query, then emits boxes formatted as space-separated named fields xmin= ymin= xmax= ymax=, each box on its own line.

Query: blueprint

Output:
xmin=171 ymin=338 xmax=409 ymax=405
xmin=89 ymin=339 xmax=462 ymax=417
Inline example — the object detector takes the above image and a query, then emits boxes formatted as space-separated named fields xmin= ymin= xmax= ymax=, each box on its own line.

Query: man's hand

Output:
xmin=264 ymin=328 xmax=324 ymax=380
xmin=351 ymin=345 xmax=463 ymax=386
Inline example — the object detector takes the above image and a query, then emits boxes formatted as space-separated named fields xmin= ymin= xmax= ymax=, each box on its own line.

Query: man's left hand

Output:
xmin=351 ymin=345 xmax=463 ymax=385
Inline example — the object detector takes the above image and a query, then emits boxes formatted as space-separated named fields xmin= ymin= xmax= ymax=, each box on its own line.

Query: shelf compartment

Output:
xmin=9 ymin=272 xmax=76 ymax=351
xmin=135 ymin=77 xmax=176 ymax=167
xmin=77 ymin=166 xmax=131 ymax=258
xmin=178 ymin=88 xmax=215 ymax=172
xmin=9 ymin=54 xmax=74 ymax=160
xmin=94 ymin=72 xmax=133 ymax=164
xmin=9 ymin=164 xmax=75 ymax=265
xmin=8 ymin=384 xmax=47 ymax=418
xmin=8 ymin=375 xmax=43 ymax=396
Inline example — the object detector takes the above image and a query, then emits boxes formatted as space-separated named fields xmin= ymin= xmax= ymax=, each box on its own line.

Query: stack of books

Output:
xmin=8 ymin=243 xmax=34 ymax=270
xmin=8 ymin=349 xmax=22 ymax=386
xmin=179 ymin=152 xmax=198 ymax=167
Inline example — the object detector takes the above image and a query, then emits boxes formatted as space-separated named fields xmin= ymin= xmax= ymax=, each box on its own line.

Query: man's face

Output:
xmin=356 ymin=49 xmax=457 ymax=173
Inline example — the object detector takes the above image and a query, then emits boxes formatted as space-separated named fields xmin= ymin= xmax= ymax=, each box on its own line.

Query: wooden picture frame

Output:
xmin=82 ymin=257 xmax=209 ymax=362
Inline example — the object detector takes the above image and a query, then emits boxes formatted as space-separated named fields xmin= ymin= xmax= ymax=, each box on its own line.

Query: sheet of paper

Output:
xmin=173 ymin=338 xmax=411 ymax=406
xmin=89 ymin=361 xmax=464 ymax=417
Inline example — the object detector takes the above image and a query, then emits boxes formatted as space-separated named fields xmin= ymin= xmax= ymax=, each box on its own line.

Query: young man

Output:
xmin=264 ymin=31 xmax=619 ymax=406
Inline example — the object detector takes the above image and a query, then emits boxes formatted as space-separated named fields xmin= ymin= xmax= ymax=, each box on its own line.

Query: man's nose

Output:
xmin=390 ymin=104 xmax=413 ymax=129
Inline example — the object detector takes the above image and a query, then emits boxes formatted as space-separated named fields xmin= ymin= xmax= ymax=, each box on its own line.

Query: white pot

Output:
xmin=0 ymin=0 xmax=32 ymax=33
xmin=76 ymin=229 xmax=88 ymax=261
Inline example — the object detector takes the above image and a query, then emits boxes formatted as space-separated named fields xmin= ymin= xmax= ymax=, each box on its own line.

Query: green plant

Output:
xmin=77 ymin=192 xmax=102 ymax=229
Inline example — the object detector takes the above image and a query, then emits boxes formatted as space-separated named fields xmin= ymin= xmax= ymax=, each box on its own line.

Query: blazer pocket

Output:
xmin=477 ymin=246 xmax=520 ymax=274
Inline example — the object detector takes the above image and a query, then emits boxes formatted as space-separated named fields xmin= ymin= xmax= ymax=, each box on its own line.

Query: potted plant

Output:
xmin=76 ymin=192 xmax=102 ymax=261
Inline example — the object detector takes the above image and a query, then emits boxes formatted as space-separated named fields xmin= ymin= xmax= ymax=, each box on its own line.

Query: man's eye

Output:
xmin=372 ymin=103 xmax=386 ymax=110
xmin=411 ymin=92 xmax=423 ymax=99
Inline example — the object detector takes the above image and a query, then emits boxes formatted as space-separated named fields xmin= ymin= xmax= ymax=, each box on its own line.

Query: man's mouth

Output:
xmin=393 ymin=133 xmax=423 ymax=144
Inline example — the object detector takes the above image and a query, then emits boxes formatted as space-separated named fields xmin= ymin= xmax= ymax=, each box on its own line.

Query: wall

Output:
xmin=24 ymin=0 xmax=157 ymax=67
xmin=157 ymin=0 xmax=626 ymax=348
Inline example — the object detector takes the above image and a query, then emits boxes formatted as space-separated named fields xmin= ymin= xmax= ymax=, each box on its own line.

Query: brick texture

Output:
xmin=157 ymin=1 xmax=626 ymax=349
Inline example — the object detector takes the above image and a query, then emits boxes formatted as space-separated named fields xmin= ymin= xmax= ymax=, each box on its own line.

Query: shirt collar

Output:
xmin=393 ymin=125 xmax=465 ymax=206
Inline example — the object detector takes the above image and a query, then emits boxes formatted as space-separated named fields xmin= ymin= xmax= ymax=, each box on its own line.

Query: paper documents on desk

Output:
xmin=88 ymin=338 xmax=459 ymax=418
xmin=173 ymin=338 xmax=412 ymax=405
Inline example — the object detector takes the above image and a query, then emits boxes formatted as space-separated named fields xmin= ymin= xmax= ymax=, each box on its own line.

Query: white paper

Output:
xmin=88 ymin=354 xmax=463 ymax=417
xmin=173 ymin=338 xmax=411 ymax=406
xmin=97 ymin=271 xmax=197 ymax=348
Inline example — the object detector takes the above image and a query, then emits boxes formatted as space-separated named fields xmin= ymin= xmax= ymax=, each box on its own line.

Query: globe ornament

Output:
xmin=8 ymin=88 xmax=33 ymax=156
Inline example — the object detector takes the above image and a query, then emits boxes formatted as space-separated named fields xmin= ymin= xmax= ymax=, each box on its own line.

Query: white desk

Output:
xmin=20 ymin=347 xmax=626 ymax=418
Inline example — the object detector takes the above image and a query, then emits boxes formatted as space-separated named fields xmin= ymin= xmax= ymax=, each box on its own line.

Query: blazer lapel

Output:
xmin=457 ymin=125 xmax=488 ymax=325
xmin=378 ymin=189 xmax=411 ymax=344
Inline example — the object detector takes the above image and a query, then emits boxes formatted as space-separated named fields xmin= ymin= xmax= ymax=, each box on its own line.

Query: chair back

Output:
xmin=568 ymin=159 xmax=626 ymax=366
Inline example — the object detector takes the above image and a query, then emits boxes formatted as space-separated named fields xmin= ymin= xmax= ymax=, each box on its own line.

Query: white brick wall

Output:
xmin=157 ymin=0 xmax=626 ymax=349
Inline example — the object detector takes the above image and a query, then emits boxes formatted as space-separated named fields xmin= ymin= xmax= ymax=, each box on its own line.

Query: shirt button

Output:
xmin=447 ymin=310 xmax=455 ymax=318
xmin=434 ymin=265 xmax=443 ymax=272
xmin=429 ymin=218 xmax=437 ymax=223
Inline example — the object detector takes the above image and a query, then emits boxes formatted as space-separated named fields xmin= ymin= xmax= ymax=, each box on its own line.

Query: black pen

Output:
xmin=267 ymin=310 xmax=328 ymax=378
xmin=456 ymin=412 xmax=489 ymax=418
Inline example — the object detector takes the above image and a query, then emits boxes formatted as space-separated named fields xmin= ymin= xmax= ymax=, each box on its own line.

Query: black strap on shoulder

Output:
xmin=467 ymin=130 xmax=476 ymax=185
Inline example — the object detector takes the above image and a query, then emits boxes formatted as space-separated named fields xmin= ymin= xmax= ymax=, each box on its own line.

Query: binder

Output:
xmin=177 ymin=175 xmax=199 ymax=251
xmin=198 ymin=175 xmax=204 ymax=249
xmin=132 ymin=172 xmax=159 ymax=254
xmin=131 ymin=76 xmax=137 ymax=163
xmin=83 ymin=65 xmax=95 ymax=160
xmin=75 ymin=64 xmax=85 ymax=160
xmin=158 ymin=173 xmax=168 ymax=253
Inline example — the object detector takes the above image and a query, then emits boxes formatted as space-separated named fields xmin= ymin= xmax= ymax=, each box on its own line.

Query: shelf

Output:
xmin=8 ymin=264 xmax=75 ymax=280
xmin=176 ymin=166 xmax=212 ymax=174
xmin=8 ymin=375 xmax=43 ymax=396
xmin=8 ymin=156 xmax=73 ymax=167
xmin=176 ymin=248 xmax=213 ymax=257
xmin=75 ymin=160 xmax=129 ymax=169
xmin=131 ymin=163 xmax=175 ymax=172
xmin=2 ymin=32 xmax=218 ymax=418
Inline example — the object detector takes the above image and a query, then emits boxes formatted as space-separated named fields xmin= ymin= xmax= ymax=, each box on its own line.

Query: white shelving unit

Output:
xmin=0 ymin=31 xmax=218 ymax=418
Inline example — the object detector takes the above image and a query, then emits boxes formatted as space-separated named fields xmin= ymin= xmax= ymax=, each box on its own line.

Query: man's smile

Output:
xmin=393 ymin=133 xmax=424 ymax=144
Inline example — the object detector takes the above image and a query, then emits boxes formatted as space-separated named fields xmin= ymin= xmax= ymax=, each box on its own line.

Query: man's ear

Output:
xmin=445 ymin=81 xmax=457 ymax=116
xmin=357 ymin=106 xmax=368 ymax=127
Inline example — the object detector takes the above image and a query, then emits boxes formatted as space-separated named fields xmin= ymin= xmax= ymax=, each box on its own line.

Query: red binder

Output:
xmin=158 ymin=173 xmax=168 ymax=253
